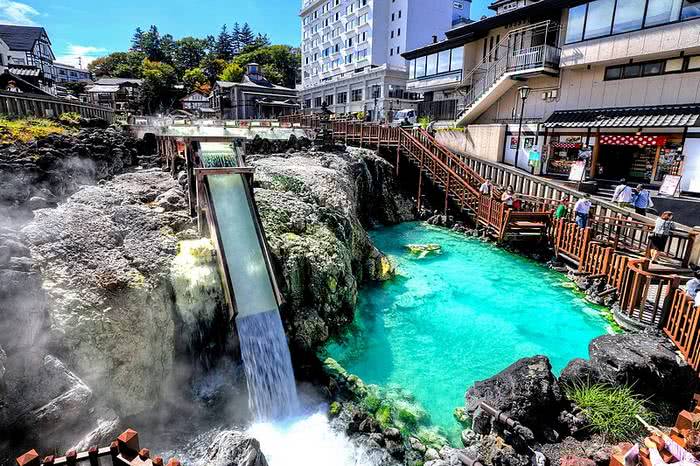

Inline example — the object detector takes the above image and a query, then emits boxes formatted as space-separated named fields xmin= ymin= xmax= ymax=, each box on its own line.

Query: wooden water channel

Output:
xmin=279 ymin=114 xmax=700 ymax=374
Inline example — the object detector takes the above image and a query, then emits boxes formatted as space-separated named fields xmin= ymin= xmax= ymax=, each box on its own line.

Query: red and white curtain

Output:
xmin=600 ymin=135 xmax=667 ymax=146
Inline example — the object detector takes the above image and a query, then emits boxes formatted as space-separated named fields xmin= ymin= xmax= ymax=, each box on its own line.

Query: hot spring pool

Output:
xmin=325 ymin=222 xmax=610 ymax=441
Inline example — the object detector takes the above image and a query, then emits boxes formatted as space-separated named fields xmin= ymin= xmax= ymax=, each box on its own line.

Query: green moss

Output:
xmin=323 ymin=357 xmax=348 ymax=379
xmin=271 ymin=174 xmax=306 ymax=194
xmin=0 ymin=117 xmax=69 ymax=144
xmin=329 ymin=401 xmax=342 ymax=417
xmin=453 ymin=407 xmax=470 ymax=427
xmin=362 ymin=391 xmax=382 ymax=413
xmin=375 ymin=404 xmax=393 ymax=428
xmin=415 ymin=426 xmax=449 ymax=450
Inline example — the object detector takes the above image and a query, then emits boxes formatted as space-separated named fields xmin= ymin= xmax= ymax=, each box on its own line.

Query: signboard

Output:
xmin=659 ymin=174 xmax=682 ymax=197
xmin=524 ymin=136 xmax=535 ymax=150
xmin=568 ymin=160 xmax=587 ymax=182
xmin=509 ymin=136 xmax=519 ymax=149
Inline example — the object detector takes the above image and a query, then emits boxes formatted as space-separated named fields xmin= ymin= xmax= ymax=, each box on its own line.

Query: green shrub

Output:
xmin=375 ymin=404 xmax=393 ymax=428
xmin=58 ymin=112 xmax=81 ymax=126
xmin=565 ymin=381 xmax=656 ymax=443
xmin=417 ymin=116 xmax=431 ymax=129
xmin=329 ymin=401 xmax=342 ymax=417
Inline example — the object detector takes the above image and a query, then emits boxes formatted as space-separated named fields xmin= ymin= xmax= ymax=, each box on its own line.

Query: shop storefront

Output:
xmin=542 ymin=105 xmax=700 ymax=192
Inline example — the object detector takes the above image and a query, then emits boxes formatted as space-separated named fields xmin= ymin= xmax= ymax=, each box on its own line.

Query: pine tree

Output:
xmin=131 ymin=27 xmax=145 ymax=52
xmin=238 ymin=23 xmax=255 ymax=47
xmin=231 ymin=22 xmax=242 ymax=56
xmin=214 ymin=24 xmax=233 ymax=61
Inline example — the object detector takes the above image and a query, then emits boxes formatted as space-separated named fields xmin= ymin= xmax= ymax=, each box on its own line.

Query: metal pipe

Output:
xmin=480 ymin=401 xmax=535 ymax=441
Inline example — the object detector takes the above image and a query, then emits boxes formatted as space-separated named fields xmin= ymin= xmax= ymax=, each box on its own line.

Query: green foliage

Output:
xmin=414 ymin=426 xmax=449 ymax=450
xmin=355 ymin=111 xmax=366 ymax=121
xmin=88 ymin=51 xmax=145 ymax=78
xmin=182 ymin=68 xmax=209 ymax=92
xmin=219 ymin=62 xmax=245 ymax=83
xmin=201 ymin=55 xmax=227 ymax=84
xmin=418 ymin=116 xmax=431 ymax=129
xmin=0 ymin=117 xmax=69 ymax=144
xmin=63 ymin=81 xmax=88 ymax=98
xmin=173 ymin=37 xmax=209 ymax=73
xmin=58 ymin=112 xmax=81 ymax=126
xmin=232 ymin=45 xmax=300 ymax=88
xmin=565 ymin=381 xmax=656 ymax=443
xmin=375 ymin=404 xmax=393 ymax=428
xmin=329 ymin=401 xmax=342 ymax=417
xmin=139 ymin=58 xmax=179 ymax=114
xmin=271 ymin=174 xmax=305 ymax=194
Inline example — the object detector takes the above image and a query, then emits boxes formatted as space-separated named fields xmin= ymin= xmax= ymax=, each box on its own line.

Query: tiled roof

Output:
xmin=0 ymin=25 xmax=46 ymax=51
xmin=544 ymin=105 xmax=700 ymax=128
xmin=94 ymin=77 xmax=143 ymax=86
xmin=9 ymin=66 xmax=40 ymax=77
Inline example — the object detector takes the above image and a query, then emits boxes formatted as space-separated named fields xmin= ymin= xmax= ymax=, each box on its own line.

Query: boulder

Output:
xmin=250 ymin=147 xmax=411 ymax=356
xmin=559 ymin=333 xmax=695 ymax=410
xmin=206 ymin=431 xmax=269 ymax=466
xmin=465 ymin=355 xmax=563 ymax=437
xmin=21 ymin=169 xmax=197 ymax=416
xmin=561 ymin=456 xmax=597 ymax=466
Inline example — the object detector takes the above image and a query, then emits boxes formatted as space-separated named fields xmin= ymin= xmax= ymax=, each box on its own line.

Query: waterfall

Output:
xmin=236 ymin=310 xmax=299 ymax=421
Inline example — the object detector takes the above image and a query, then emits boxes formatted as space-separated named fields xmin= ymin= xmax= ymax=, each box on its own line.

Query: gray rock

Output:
xmin=28 ymin=196 xmax=54 ymax=210
xmin=384 ymin=427 xmax=401 ymax=440
xmin=425 ymin=461 xmax=448 ymax=466
xmin=409 ymin=436 xmax=426 ymax=453
xmin=559 ymin=333 xmax=695 ymax=410
xmin=461 ymin=429 xmax=479 ymax=447
xmin=425 ymin=448 xmax=441 ymax=461
xmin=465 ymin=355 xmax=562 ymax=437
xmin=207 ymin=431 xmax=269 ymax=466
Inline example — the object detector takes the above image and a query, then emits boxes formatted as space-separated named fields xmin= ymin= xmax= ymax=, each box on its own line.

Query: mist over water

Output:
xmin=236 ymin=310 xmax=299 ymax=421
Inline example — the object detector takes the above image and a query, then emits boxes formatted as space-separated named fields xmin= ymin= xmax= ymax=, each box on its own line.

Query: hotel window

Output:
xmin=415 ymin=55 xmax=426 ymax=78
xmin=642 ymin=61 xmax=663 ymax=75
xmin=356 ymin=49 xmax=368 ymax=60
xmin=450 ymin=46 xmax=464 ymax=71
xmin=390 ymin=48 xmax=394 ymax=56
xmin=645 ymin=0 xmax=683 ymax=25
xmin=681 ymin=0 xmax=700 ymax=19
xmin=409 ymin=59 xmax=415 ymax=79
xmin=391 ymin=30 xmax=394 ymax=38
xmin=584 ymin=0 xmax=615 ymax=39
xmin=688 ymin=56 xmax=700 ymax=70
xmin=351 ymin=89 xmax=363 ymax=101
xmin=397 ymin=28 xmax=401 ymax=36
xmin=426 ymin=53 xmax=438 ymax=75
xmin=665 ymin=57 xmax=684 ymax=72
xmin=325 ymin=95 xmax=334 ymax=105
xmin=371 ymin=86 xmax=381 ymax=99
xmin=305 ymin=99 xmax=311 ymax=108
xmin=438 ymin=49 xmax=451 ymax=73
xmin=337 ymin=91 xmax=348 ymax=103
xmin=315 ymin=97 xmax=322 ymax=107
xmin=612 ymin=0 xmax=645 ymax=33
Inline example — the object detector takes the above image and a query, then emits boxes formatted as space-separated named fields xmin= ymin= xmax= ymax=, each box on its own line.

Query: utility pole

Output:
xmin=515 ymin=85 xmax=530 ymax=170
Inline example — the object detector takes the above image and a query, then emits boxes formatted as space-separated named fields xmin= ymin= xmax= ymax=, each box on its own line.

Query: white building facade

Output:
xmin=299 ymin=0 xmax=470 ymax=120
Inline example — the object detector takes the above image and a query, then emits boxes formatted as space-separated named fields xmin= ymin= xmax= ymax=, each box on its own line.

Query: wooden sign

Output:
xmin=659 ymin=174 xmax=682 ymax=197
xmin=568 ymin=160 xmax=586 ymax=182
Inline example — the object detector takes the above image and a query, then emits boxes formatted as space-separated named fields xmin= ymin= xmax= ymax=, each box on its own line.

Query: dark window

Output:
xmin=314 ymin=97 xmax=322 ymax=107
xmin=622 ymin=63 xmax=641 ymax=78
xmin=642 ymin=61 xmax=663 ymax=75
xmin=604 ymin=66 xmax=623 ymax=80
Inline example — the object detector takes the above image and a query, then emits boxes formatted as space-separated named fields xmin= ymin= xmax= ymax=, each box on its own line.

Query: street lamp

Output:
xmin=515 ymin=85 xmax=531 ymax=169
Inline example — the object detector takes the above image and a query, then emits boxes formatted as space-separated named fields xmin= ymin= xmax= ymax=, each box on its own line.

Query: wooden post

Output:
xmin=417 ymin=160 xmax=424 ymax=212
xmin=651 ymin=143 xmax=662 ymax=183
xmin=396 ymin=144 xmax=400 ymax=176
xmin=444 ymin=173 xmax=451 ymax=215
xmin=589 ymin=128 xmax=601 ymax=178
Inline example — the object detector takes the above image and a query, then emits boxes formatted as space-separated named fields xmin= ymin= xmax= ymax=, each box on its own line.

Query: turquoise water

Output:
xmin=326 ymin=222 xmax=609 ymax=441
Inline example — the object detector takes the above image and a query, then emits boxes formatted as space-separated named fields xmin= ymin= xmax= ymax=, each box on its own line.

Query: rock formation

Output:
xmin=206 ymin=431 xmax=269 ymax=466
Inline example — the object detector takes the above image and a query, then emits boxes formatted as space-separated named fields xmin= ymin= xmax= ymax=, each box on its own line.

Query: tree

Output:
xmin=219 ymin=62 xmax=244 ymax=83
xmin=231 ymin=22 xmax=242 ymax=55
xmin=173 ymin=37 xmax=209 ymax=74
xmin=200 ymin=54 xmax=228 ymax=84
xmin=139 ymin=58 xmax=178 ymax=114
xmin=64 ymin=81 xmax=88 ymax=97
xmin=183 ymin=67 xmax=209 ymax=92
xmin=131 ymin=27 xmax=145 ymax=52
xmin=140 ymin=25 xmax=165 ymax=62
xmin=238 ymin=23 xmax=255 ymax=48
xmin=88 ymin=51 xmax=145 ymax=78
xmin=213 ymin=24 xmax=234 ymax=61
xmin=233 ymin=45 xmax=300 ymax=88
xmin=241 ymin=33 xmax=271 ymax=54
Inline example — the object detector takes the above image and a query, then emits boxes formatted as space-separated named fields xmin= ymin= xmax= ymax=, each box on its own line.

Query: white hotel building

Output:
xmin=299 ymin=0 xmax=470 ymax=120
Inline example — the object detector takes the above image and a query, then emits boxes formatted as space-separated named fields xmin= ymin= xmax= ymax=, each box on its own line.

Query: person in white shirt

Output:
xmin=573 ymin=194 xmax=592 ymax=229
xmin=479 ymin=179 xmax=493 ymax=196
xmin=686 ymin=269 xmax=700 ymax=307
xmin=611 ymin=179 xmax=634 ymax=207
xmin=501 ymin=185 xmax=515 ymax=207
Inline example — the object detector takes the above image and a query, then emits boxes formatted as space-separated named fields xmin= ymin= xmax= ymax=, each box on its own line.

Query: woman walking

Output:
xmin=632 ymin=184 xmax=653 ymax=216
xmin=649 ymin=211 xmax=674 ymax=265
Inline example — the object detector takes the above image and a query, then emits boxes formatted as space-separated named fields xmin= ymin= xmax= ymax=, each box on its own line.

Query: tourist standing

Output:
xmin=612 ymin=179 xmax=634 ymax=207
xmin=554 ymin=197 xmax=570 ymax=220
xmin=686 ymin=269 xmax=700 ymax=307
xmin=649 ymin=211 xmax=674 ymax=265
xmin=632 ymin=184 xmax=653 ymax=216
xmin=501 ymin=186 xmax=515 ymax=208
xmin=479 ymin=178 xmax=493 ymax=196
xmin=573 ymin=194 xmax=592 ymax=229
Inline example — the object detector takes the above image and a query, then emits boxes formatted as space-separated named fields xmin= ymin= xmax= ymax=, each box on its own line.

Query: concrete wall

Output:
xmin=435 ymin=124 xmax=506 ymax=162
xmin=561 ymin=14 xmax=700 ymax=68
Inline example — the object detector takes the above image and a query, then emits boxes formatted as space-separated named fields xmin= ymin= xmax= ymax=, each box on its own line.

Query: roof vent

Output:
xmin=432 ymin=35 xmax=438 ymax=43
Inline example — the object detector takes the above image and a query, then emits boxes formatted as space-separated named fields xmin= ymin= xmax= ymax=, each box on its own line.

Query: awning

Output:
xmin=600 ymin=134 xmax=667 ymax=146
xmin=544 ymin=104 xmax=700 ymax=128
xmin=9 ymin=66 xmax=40 ymax=77
xmin=87 ymin=85 xmax=120 ymax=93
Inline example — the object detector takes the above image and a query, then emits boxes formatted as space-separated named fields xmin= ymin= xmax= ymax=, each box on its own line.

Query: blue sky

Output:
xmin=0 ymin=0 xmax=492 ymax=68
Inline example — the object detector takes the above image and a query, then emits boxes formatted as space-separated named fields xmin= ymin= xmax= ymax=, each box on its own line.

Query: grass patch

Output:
xmin=565 ymin=381 xmax=656 ymax=443
xmin=0 ymin=116 xmax=70 ymax=144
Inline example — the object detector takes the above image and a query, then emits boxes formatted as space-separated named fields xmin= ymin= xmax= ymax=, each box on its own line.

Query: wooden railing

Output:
xmin=664 ymin=290 xmax=700 ymax=371
xmin=0 ymin=90 xmax=113 ymax=122
xmin=554 ymin=220 xmax=592 ymax=264
xmin=618 ymin=259 xmax=681 ymax=328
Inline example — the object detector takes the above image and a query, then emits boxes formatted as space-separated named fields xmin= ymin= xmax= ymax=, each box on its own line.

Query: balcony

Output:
xmin=456 ymin=22 xmax=561 ymax=127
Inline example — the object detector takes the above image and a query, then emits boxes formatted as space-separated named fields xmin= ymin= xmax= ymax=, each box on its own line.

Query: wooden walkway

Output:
xmin=283 ymin=117 xmax=552 ymax=242
xmin=280 ymin=114 xmax=700 ymax=375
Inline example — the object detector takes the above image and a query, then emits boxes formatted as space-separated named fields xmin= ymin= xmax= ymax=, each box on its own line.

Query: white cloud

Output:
xmin=0 ymin=0 xmax=39 ymax=26
xmin=55 ymin=44 xmax=107 ymax=69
